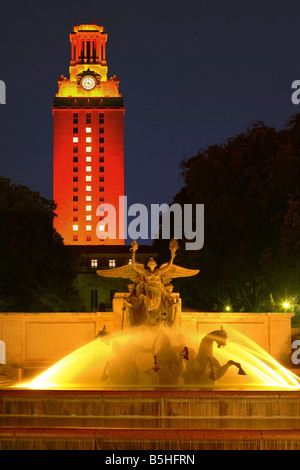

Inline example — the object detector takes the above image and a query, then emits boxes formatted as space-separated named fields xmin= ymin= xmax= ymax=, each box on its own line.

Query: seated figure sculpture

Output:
xmin=97 ymin=239 xmax=199 ymax=327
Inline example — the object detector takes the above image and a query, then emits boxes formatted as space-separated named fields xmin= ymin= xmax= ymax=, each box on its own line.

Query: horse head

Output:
xmin=209 ymin=326 xmax=228 ymax=348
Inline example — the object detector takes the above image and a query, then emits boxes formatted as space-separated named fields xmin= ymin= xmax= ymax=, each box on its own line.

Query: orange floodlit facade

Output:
xmin=53 ymin=24 xmax=125 ymax=245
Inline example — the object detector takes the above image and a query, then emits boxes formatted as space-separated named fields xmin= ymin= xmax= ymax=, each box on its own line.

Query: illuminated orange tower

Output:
xmin=53 ymin=24 xmax=125 ymax=245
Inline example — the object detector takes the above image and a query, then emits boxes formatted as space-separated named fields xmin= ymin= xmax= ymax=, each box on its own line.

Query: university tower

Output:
xmin=53 ymin=24 xmax=125 ymax=245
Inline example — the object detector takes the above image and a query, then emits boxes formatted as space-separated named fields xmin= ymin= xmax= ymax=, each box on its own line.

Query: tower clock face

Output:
xmin=81 ymin=76 xmax=97 ymax=91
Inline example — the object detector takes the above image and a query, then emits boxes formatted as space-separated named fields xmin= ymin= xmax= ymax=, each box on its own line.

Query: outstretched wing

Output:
xmin=159 ymin=263 xmax=199 ymax=284
xmin=96 ymin=263 xmax=144 ymax=284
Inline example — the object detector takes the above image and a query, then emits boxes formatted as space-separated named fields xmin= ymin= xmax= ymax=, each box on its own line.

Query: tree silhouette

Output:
xmin=157 ymin=117 xmax=300 ymax=315
xmin=0 ymin=177 xmax=83 ymax=312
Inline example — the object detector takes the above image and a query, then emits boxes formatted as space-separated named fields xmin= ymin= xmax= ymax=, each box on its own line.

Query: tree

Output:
xmin=158 ymin=117 xmax=300 ymax=314
xmin=0 ymin=177 xmax=83 ymax=312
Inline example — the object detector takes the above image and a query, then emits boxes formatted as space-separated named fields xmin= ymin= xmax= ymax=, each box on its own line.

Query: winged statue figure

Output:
xmin=97 ymin=239 xmax=199 ymax=327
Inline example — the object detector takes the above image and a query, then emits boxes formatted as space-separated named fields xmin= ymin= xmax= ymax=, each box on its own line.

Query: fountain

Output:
xmin=20 ymin=239 xmax=299 ymax=391
xmin=1 ymin=240 xmax=300 ymax=450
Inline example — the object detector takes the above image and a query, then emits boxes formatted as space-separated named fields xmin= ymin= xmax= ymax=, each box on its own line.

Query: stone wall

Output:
xmin=0 ymin=296 xmax=294 ymax=369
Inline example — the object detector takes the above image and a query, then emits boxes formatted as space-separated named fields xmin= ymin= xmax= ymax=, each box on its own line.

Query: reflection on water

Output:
xmin=18 ymin=325 xmax=300 ymax=390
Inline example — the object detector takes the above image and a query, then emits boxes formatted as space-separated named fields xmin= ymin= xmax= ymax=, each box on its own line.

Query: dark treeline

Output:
xmin=154 ymin=115 xmax=300 ymax=317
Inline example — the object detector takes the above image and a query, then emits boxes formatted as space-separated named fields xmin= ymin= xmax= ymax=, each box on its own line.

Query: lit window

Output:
xmin=73 ymin=137 xmax=78 ymax=143
xmin=73 ymin=225 xmax=78 ymax=231
xmin=86 ymin=166 xmax=92 ymax=172
xmin=86 ymin=146 xmax=92 ymax=153
xmin=109 ymin=259 xmax=116 ymax=268
xmin=86 ymin=175 xmax=92 ymax=182
xmin=86 ymin=127 xmax=91 ymax=133
xmin=86 ymin=195 xmax=92 ymax=201
xmin=86 ymin=225 xmax=92 ymax=231
xmin=91 ymin=259 xmax=98 ymax=268
xmin=86 ymin=156 xmax=92 ymax=162
xmin=98 ymin=225 xmax=105 ymax=232
xmin=86 ymin=215 xmax=92 ymax=221
xmin=128 ymin=259 xmax=133 ymax=265
xmin=86 ymin=205 xmax=92 ymax=211
xmin=86 ymin=136 xmax=92 ymax=143
xmin=86 ymin=185 xmax=92 ymax=192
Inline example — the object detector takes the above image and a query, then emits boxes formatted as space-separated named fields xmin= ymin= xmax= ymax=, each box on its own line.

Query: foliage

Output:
xmin=0 ymin=177 xmax=83 ymax=312
xmin=156 ymin=116 xmax=300 ymax=313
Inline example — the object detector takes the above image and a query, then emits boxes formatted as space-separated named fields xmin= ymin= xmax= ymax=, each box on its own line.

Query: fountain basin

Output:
xmin=1 ymin=389 xmax=300 ymax=450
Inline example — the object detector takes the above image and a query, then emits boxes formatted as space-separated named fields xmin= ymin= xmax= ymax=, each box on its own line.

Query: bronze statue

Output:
xmin=180 ymin=326 xmax=246 ymax=385
xmin=97 ymin=239 xmax=199 ymax=327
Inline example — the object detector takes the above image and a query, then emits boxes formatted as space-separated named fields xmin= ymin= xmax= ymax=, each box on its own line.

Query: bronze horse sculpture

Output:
xmin=181 ymin=327 xmax=246 ymax=385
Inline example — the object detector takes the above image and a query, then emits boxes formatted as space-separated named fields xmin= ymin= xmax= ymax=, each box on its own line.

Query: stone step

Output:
xmin=1 ymin=426 xmax=300 ymax=450
xmin=1 ymin=390 xmax=300 ymax=418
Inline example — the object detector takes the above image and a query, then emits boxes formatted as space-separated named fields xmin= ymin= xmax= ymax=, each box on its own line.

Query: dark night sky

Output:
xmin=0 ymin=0 xmax=300 ymax=216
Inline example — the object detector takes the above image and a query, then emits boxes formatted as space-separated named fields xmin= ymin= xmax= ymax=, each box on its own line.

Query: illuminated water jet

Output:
xmin=20 ymin=325 xmax=299 ymax=391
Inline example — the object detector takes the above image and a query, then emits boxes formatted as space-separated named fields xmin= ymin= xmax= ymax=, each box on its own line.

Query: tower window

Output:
xmin=86 ymin=175 xmax=92 ymax=182
xmin=99 ymin=127 xmax=104 ymax=134
xmin=73 ymin=195 xmax=78 ymax=201
xmin=73 ymin=156 xmax=78 ymax=163
xmin=99 ymin=166 xmax=104 ymax=172
xmin=99 ymin=157 xmax=104 ymax=163
xmin=86 ymin=225 xmax=92 ymax=231
xmin=91 ymin=259 xmax=98 ymax=268
xmin=86 ymin=136 xmax=92 ymax=143
xmin=73 ymin=235 xmax=78 ymax=242
xmin=86 ymin=205 xmax=92 ymax=211
xmin=73 ymin=224 xmax=78 ymax=231
xmin=86 ymin=166 xmax=92 ymax=172
xmin=86 ymin=146 xmax=92 ymax=153
xmin=73 ymin=114 xmax=78 ymax=124
xmin=99 ymin=176 xmax=104 ymax=182
xmin=99 ymin=137 xmax=104 ymax=143
xmin=73 ymin=166 xmax=78 ymax=172
xmin=109 ymin=259 xmax=116 ymax=268
xmin=73 ymin=186 xmax=78 ymax=192
xmin=86 ymin=195 xmax=92 ymax=201
xmin=73 ymin=147 xmax=78 ymax=153
xmin=86 ymin=113 xmax=91 ymax=124
xmin=86 ymin=156 xmax=92 ymax=162
xmin=86 ymin=185 xmax=92 ymax=192
xmin=99 ymin=147 xmax=104 ymax=153
xmin=73 ymin=128 xmax=78 ymax=134
xmin=86 ymin=127 xmax=91 ymax=134
xmin=73 ymin=176 xmax=78 ymax=182
xmin=86 ymin=234 xmax=91 ymax=242
xmin=86 ymin=215 xmax=92 ymax=221
xmin=100 ymin=186 xmax=104 ymax=192
xmin=73 ymin=137 xmax=78 ymax=143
